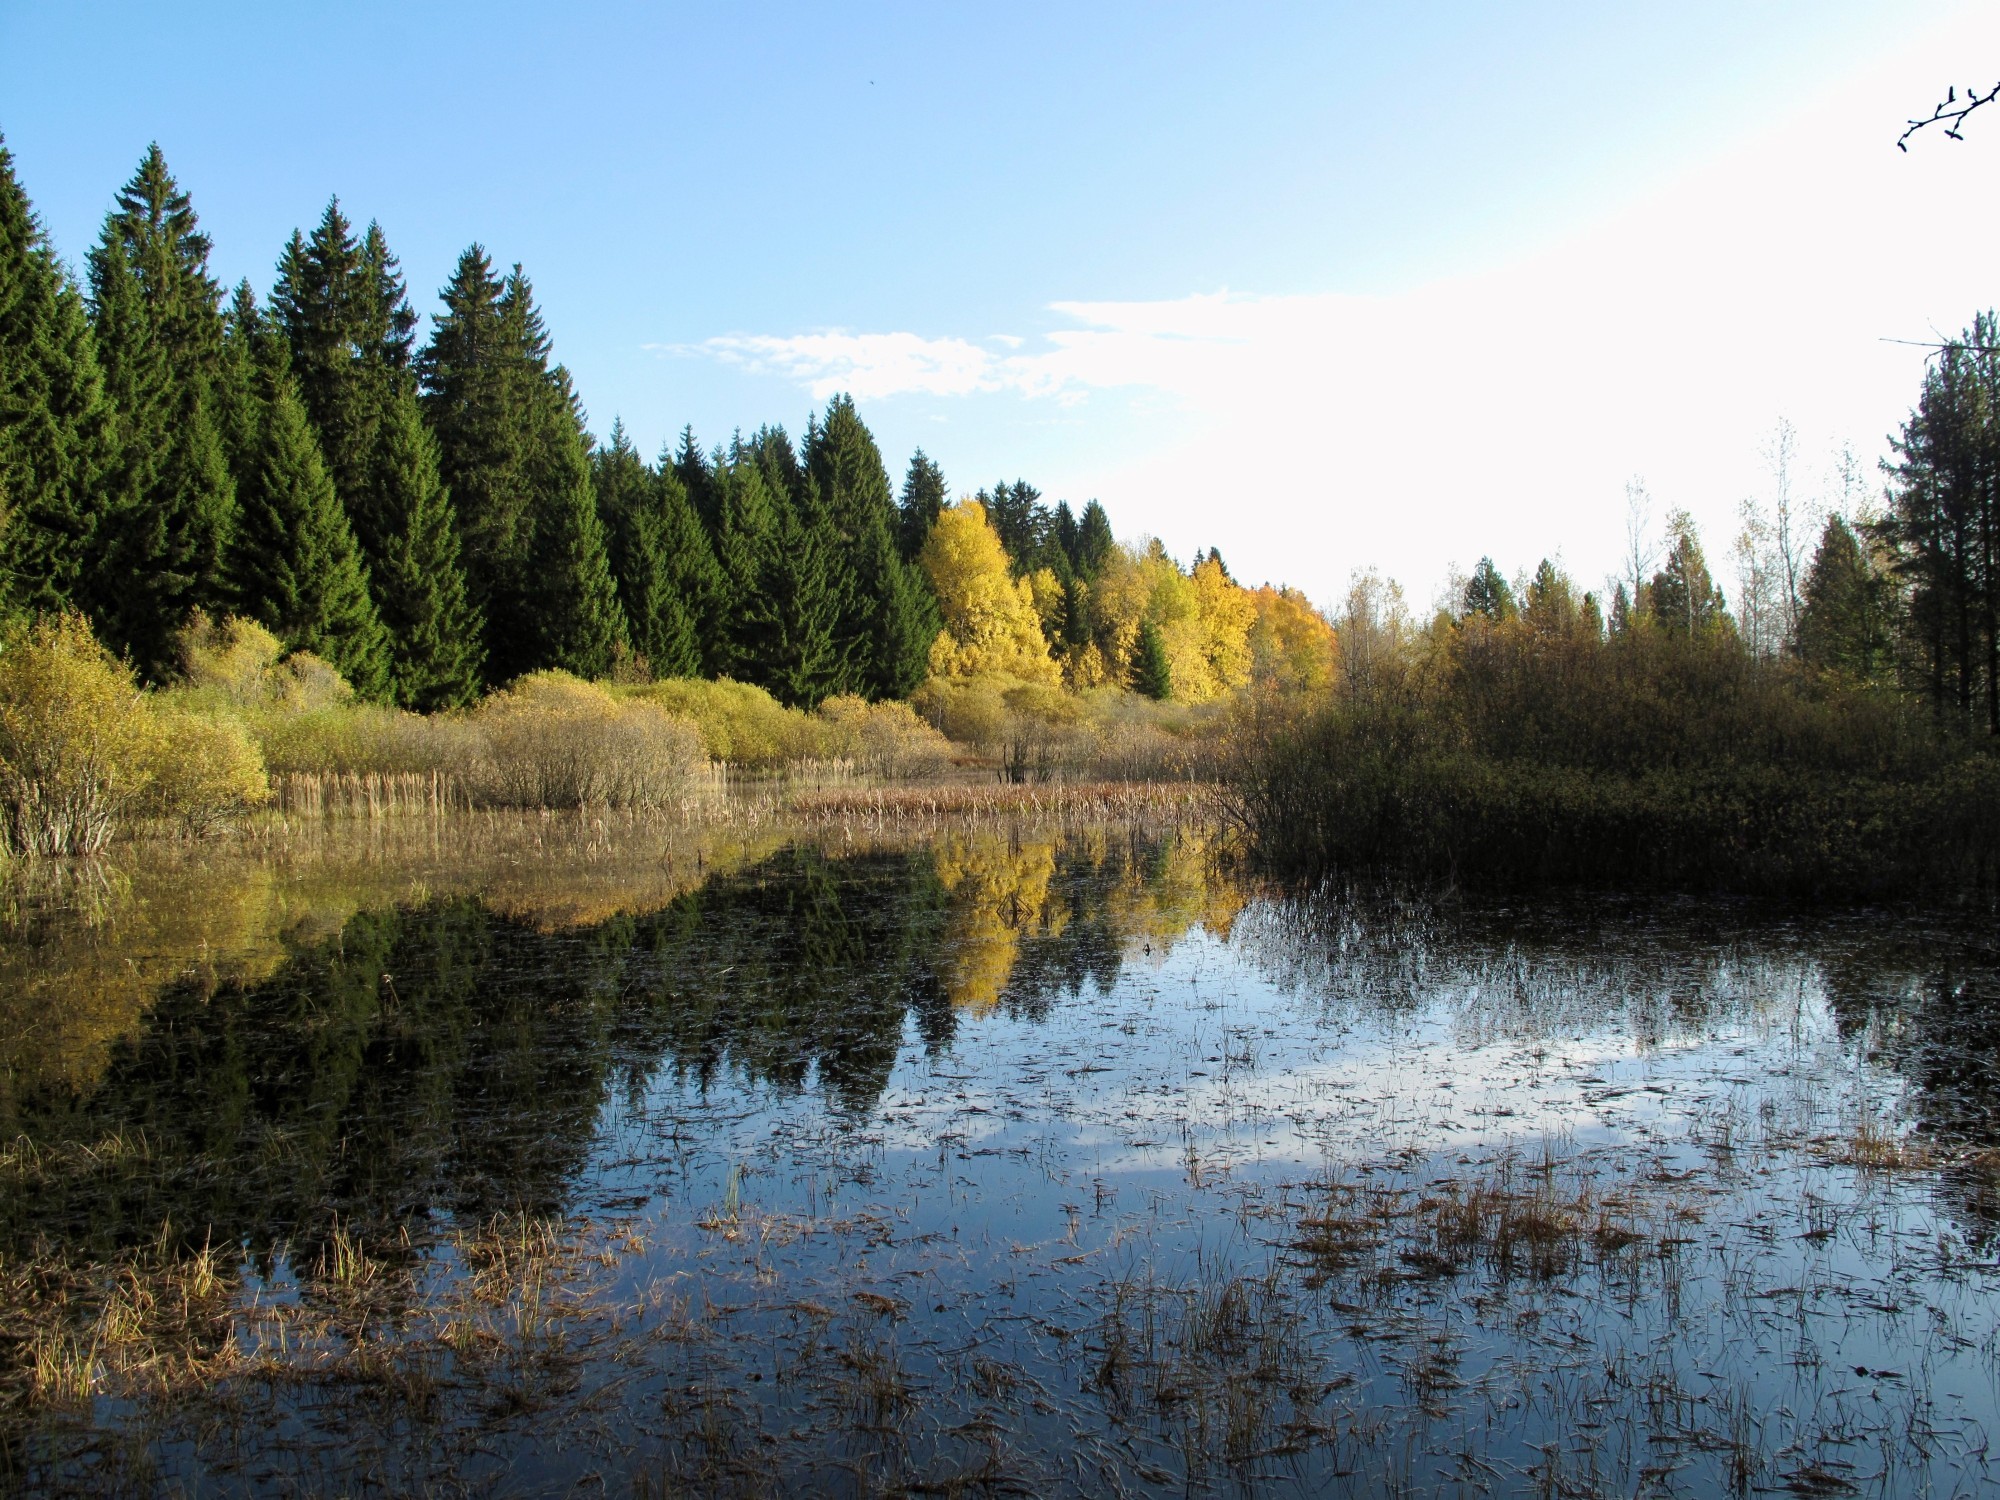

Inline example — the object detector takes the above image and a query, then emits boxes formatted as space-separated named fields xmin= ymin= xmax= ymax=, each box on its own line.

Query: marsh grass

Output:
xmin=1289 ymin=1149 xmax=1677 ymax=1291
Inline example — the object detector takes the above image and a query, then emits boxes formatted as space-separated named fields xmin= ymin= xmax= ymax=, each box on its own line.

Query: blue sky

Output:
xmin=4 ymin=1 xmax=1995 ymax=607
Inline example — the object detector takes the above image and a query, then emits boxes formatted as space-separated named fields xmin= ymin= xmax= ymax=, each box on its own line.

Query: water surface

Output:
xmin=5 ymin=813 xmax=1999 ymax=1497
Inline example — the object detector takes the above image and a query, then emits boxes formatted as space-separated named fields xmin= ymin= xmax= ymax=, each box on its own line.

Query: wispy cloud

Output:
xmin=677 ymin=291 xmax=1359 ymax=408
xmin=682 ymin=329 xmax=1065 ymax=402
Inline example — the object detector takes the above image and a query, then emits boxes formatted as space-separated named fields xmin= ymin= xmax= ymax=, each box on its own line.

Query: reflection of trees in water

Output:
xmin=943 ymin=825 xmax=1243 ymax=1022
xmin=1240 ymin=890 xmax=1849 ymax=1050
xmin=1258 ymin=892 xmax=2000 ymax=1240
xmin=0 ymin=827 xmax=1233 ymax=1265
xmin=1819 ymin=935 xmax=2000 ymax=1241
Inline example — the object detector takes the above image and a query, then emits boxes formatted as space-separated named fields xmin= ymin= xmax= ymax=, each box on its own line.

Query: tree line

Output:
xmin=0 ymin=138 xmax=1132 ymax=711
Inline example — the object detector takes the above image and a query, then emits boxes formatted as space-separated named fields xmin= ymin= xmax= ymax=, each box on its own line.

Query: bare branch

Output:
xmin=1898 ymin=80 xmax=2000 ymax=150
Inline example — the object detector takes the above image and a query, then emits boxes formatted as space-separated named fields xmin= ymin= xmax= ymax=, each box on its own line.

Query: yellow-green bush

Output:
xmin=913 ymin=673 xmax=1221 ymax=781
xmin=249 ymin=703 xmax=481 ymax=777
xmin=0 ymin=614 xmax=157 ymax=855
xmin=472 ymin=672 xmax=707 ymax=808
xmin=815 ymin=695 xmax=953 ymax=779
xmin=141 ymin=704 xmax=270 ymax=834
xmin=172 ymin=611 xmax=348 ymax=713
xmin=622 ymin=678 xmax=825 ymax=768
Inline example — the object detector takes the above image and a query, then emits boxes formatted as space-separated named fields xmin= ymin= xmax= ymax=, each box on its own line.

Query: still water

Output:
xmin=4 ymin=812 xmax=2000 ymax=1496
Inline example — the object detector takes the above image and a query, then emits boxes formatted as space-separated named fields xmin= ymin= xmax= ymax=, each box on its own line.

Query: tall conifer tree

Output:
xmin=417 ymin=246 xmax=539 ymax=679
xmin=804 ymin=393 xmax=906 ymax=695
xmin=86 ymin=146 xmax=237 ymax=673
xmin=672 ymin=426 xmax=716 ymax=533
xmin=372 ymin=376 xmax=483 ymax=708
xmin=1075 ymin=500 xmax=1115 ymax=578
xmin=597 ymin=421 xmax=699 ymax=677
xmin=233 ymin=362 xmax=393 ymax=698
xmin=653 ymin=452 xmax=726 ymax=677
xmin=270 ymin=203 xmax=417 ymax=565
xmin=898 ymin=449 xmax=948 ymax=562
xmin=706 ymin=457 xmax=786 ymax=681
xmin=526 ymin=401 xmax=626 ymax=679
xmin=0 ymin=135 xmax=113 ymax=617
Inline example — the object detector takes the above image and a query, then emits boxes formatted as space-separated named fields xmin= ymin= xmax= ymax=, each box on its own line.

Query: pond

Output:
xmin=4 ymin=810 xmax=2000 ymax=1497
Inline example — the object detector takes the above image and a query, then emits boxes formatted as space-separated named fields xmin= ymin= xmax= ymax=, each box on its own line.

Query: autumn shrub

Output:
xmin=471 ymin=672 xmax=706 ymax=808
xmin=622 ymin=677 xmax=826 ymax=768
xmin=140 ymin=705 xmax=271 ymax=834
xmin=172 ymin=611 xmax=348 ymax=713
xmin=0 ymin=614 xmax=159 ymax=855
xmin=250 ymin=703 xmax=481 ymax=777
xmin=815 ymin=695 xmax=954 ymax=778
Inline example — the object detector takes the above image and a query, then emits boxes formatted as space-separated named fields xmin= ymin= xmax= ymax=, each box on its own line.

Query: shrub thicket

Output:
xmin=471 ymin=672 xmax=706 ymax=809
xmin=622 ymin=678 xmax=823 ymax=768
xmin=1234 ymin=617 xmax=1999 ymax=895
xmin=0 ymin=614 xmax=268 ymax=854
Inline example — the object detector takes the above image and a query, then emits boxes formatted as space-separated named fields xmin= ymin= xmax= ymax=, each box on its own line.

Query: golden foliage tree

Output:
xmin=1247 ymin=585 xmax=1338 ymax=693
xmin=1079 ymin=541 xmax=1259 ymax=702
xmin=919 ymin=500 xmax=1060 ymax=684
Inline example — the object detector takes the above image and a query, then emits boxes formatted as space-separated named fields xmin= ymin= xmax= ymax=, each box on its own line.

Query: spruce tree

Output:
xmin=233 ymin=366 xmax=393 ymax=698
xmin=746 ymin=423 xmax=807 ymax=511
xmin=1461 ymin=557 xmax=1516 ymax=621
xmin=858 ymin=519 xmax=939 ymax=699
xmin=1649 ymin=511 xmax=1730 ymax=638
xmin=373 ymin=376 xmax=484 ymax=708
xmin=652 ymin=452 xmax=725 ymax=677
xmin=216 ymin=280 xmax=271 ymax=477
xmin=0 ymin=134 xmax=114 ymax=618
xmin=526 ymin=406 xmax=626 ymax=679
xmin=270 ymin=203 xmax=417 ymax=566
xmin=706 ymin=456 xmax=786 ymax=680
xmin=1075 ymin=500 xmax=1115 ymax=579
xmin=596 ymin=418 xmax=699 ymax=676
xmin=418 ymin=245 xmax=534 ymax=675
xmin=898 ymin=449 xmax=947 ymax=562
xmin=86 ymin=147 xmax=237 ymax=673
xmin=804 ymin=393 xmax=903 ymax=694
xmin=672 ymin=425 xmax=716 ymax=532
xmin=757 ymin=492 xmax=844 ymax=706
xmin=1133 ymin=621 xmax=1173 ymax=700
xmin=1798 ymin=515 xmax=1890 ymax=681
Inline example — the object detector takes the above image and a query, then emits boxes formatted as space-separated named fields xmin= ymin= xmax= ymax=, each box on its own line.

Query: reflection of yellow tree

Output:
xmin=932 ymin=832 xmax=1060 ymax=1015
xmin=0 ymin=863 xmax=298 ymax=1105
xmin=1106 ymin=827 xmax=1244 ymax=951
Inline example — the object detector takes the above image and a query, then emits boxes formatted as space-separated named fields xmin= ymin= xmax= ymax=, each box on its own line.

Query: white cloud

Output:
xmin=677 ymin=6 xmax=2000 ymax=609
xmin=691 ymin=330 xmax=1042 ymax=402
